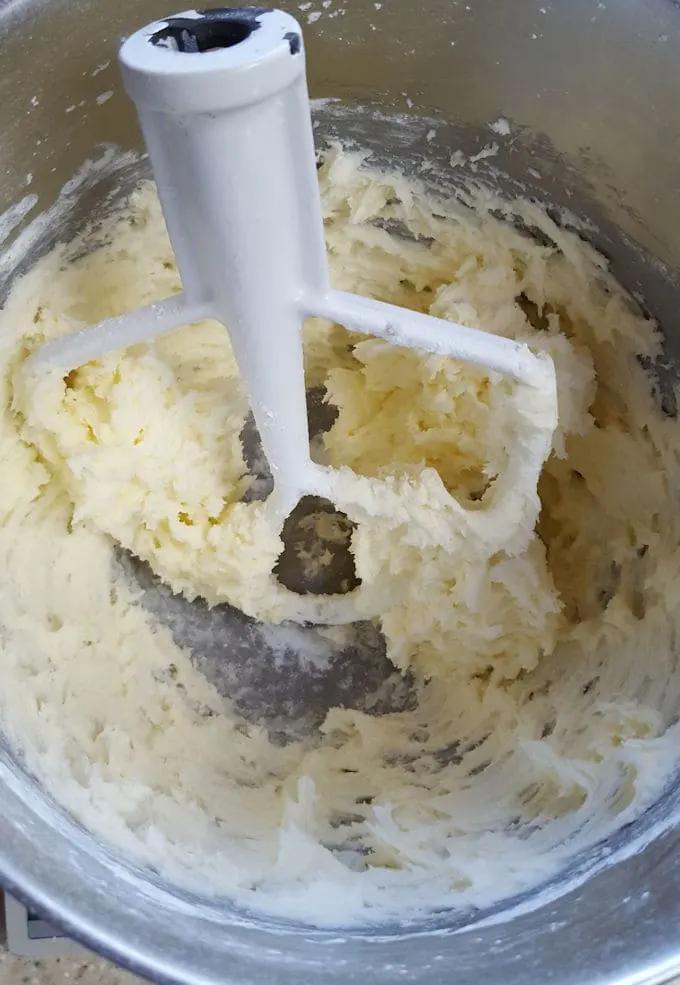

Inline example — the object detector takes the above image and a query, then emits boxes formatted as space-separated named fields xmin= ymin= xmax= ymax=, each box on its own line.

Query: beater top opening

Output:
xmin=150 ymin=7 xmax=267 ymax=53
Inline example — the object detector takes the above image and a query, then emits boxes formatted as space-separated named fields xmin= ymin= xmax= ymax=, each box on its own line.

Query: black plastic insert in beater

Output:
xmin=150 ymin=7 xmax=270 ymax=53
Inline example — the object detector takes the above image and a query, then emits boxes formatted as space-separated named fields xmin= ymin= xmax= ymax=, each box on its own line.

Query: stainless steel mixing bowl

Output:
xmin=1 ymin=0 xmax=680 ymax=983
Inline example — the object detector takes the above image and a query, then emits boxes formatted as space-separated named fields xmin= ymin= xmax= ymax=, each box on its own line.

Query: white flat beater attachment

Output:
xmin=30 ymin=6 xmax=556 ymax=564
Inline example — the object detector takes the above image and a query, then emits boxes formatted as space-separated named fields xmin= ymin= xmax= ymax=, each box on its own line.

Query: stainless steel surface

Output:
xmin=4 ymin=893 xmax=84 ymax=957
xmin=1 ymin=1 xmax=680 ymax=984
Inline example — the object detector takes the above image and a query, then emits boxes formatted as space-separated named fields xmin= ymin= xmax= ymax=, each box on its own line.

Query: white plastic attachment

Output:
xmin=31 ymin=6 xmax=553 ymax=524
